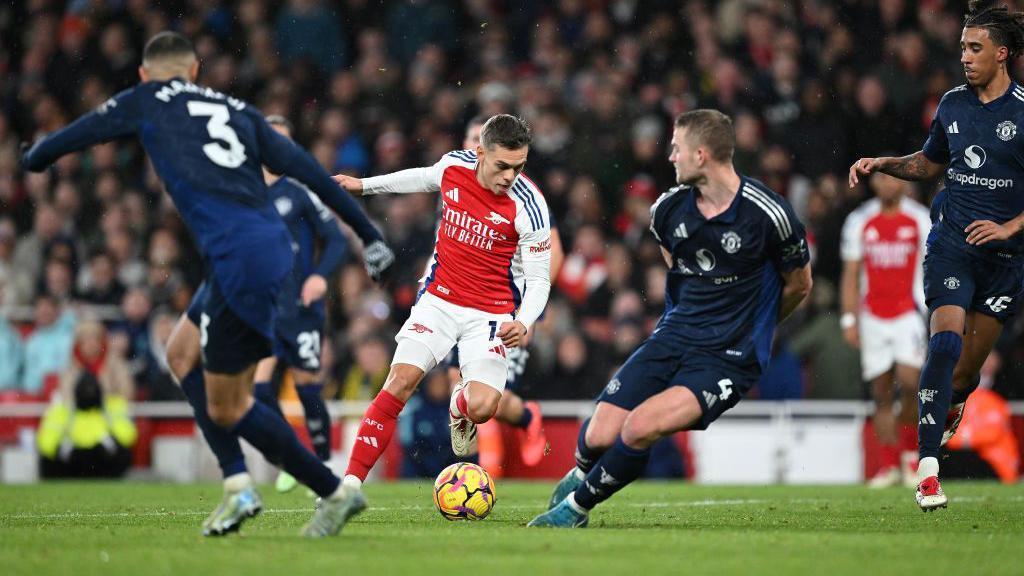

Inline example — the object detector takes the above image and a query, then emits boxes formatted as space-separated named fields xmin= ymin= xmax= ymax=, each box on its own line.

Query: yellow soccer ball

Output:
xmin=433 ymin=462 xmax=497 ymax=520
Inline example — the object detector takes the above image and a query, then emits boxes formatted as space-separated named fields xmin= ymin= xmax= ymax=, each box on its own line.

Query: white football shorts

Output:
xmin=859 ymin=310 xmax=926 ymax=381
xmin=392 ymin=292 xmax=513 ymax=391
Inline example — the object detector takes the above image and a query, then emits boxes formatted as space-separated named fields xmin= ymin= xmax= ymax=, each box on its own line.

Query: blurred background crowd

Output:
xmin=3 ymin=0 xmax=1024 ymax=411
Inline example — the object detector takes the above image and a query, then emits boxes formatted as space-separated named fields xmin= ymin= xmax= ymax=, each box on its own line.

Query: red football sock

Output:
xmin=345 ymin=390 xmax=405 ymax=481
xmin=878 ymin=442 xmax=899 ymax=469
xmin=454 ymin=388 xmax=469 ymax=418
xmin=899 ymin=423 xmax=918 ymax=452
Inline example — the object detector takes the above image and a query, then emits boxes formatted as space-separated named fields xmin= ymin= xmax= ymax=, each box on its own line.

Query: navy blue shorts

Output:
xmin=924 ymin=232 xmax=1024 ymax=322
xmin=444 ymin=346 xmax=529 ymax=393
xmin=596 ymin=334 xmax=759 ymax=430
xmin=186 ymin=280 xmax=272 ymax=374
xmin=273 ymin=309 xmax=325 ymax=373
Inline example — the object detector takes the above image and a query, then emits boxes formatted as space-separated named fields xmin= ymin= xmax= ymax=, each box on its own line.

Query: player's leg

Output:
xmin=894 ymin=363 xmax=921 ymax=486
xmin=868 ymin=370 xmax=901 ymax=488
xmin=915 ymin=304 xmax=965 ymax=509
xmin=166 ymin=304 xmax=258 ymax=536
xmin=915 ymin=240 xmax=974 ymax=509
xmin=530 ymin=387 xmax=700 ymax=528
xmin=892 ymin=310 xmax=926 ymax=487
xmin=860 ymin=311 xmax=900 ymax=487
xmin=292 ymin=367 xmax=332 ymax=463
xmin=449 ymin=311 xmax=513 ymax=456
xmin=532 ymin=359 xmax=754 ymax=527
xmin=493 ymin=347 xmax=546 ymax=467
xmin=343 ymin=295 xmax=456 ymax=489
xmin=495 ymin=390 xmax=546 ymax=466
xmin=947 ymin=311 xmax=1003 ymax=439
xmin=252 ymin=356 xmax=284 ymax=418
xmin=539 ymin=337 xmax=679 ymax=515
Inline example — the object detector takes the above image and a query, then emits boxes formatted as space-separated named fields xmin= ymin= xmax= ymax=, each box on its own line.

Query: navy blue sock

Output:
xmin=574 ymin=418 xmax=603 ymax=473
xmin=950 ymin=375 xmax=979 ymax=405
xmin=918 ymin=331 xmax=962 ymax=460
xmin=232 ymin=401 xmax=340 ymax=497
xmin=573 ymin=437 xmax=651 ymax=510
xmin=297 ymin=383 xmax=331 ymax=461
xmin=253 ymin=381 xmax=284 ymax=418
xmin=513 ymin=404 xmax=533 ymax=429
xmin=178 ymin=368 xmax=247 ymax=477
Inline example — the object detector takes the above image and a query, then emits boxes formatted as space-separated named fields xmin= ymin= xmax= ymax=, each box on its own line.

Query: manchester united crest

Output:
xmin=996 ymin=120 xmax=1017 ymax=142
xmin=721 ymin=231 xmax=742 ymax=254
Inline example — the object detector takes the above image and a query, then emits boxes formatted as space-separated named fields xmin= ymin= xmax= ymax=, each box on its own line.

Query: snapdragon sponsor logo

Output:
xmin=946 ymin=168 xmax=1013 ymax=190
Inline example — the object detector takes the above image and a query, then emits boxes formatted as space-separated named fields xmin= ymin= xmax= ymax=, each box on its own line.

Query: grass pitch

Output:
xmin=1 ymin=481 xmax=1022 ymax=575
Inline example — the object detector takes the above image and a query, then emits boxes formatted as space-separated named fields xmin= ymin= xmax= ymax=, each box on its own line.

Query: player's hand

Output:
xmin=363 ymin=239 xmax=395 ymax=283
xmin=842 ymin=326 xmax=860 ymax=349
xmin=848 ymin=157 xmax=884 ymax=188
xmin=300 ymin=274 xmax=328 ymax=306
xmin=332 ymin=174 xmax=364 ymax=196
xmin=497 ymin=321 xmax=527 ymax=348
xmin=965 ymin=220 xmax=1018 ymax=245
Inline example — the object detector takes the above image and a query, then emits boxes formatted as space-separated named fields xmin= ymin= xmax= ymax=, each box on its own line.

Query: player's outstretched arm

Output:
xmin=22 ymin=91 xmax=139 ymax=172
xmin=341 ymin=164 xmax=444 ymax=197
xmin=256 ymin=119 xmax=394 ymax=281
xmin=779 ymin=264 xmax=813 ymax=322
xmin=848 ymin=151 xmax=944 ymax=187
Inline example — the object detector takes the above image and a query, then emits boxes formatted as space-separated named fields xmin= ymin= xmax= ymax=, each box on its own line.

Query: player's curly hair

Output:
xmin=966 ymin=0 xmax=1024 ymax=59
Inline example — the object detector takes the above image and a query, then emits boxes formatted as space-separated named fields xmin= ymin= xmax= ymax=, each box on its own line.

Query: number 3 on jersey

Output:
xmin=187 ymin=101 xmax=247 ymax=168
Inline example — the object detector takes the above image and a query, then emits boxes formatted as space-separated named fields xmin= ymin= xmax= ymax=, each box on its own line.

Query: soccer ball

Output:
xmin=433 ymin=462 xmax=497 ymax=520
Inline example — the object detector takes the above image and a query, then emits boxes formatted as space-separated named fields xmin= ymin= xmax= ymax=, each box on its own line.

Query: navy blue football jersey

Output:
xmin=923 ymin=82 xmax=1024 ymax=258
xmin=649 ymin=177 xmax=809 ymax=370
xmin=23 ymin=78 xmax=381 ymax=336
xmin=270 ymin=176 xmax=348 ymax=319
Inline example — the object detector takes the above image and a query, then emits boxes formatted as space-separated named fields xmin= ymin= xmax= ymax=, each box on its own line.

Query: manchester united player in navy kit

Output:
xmin=22 ymin=32 xmax=394 ymax=537
xmin=850 ymin=0 xmax=1024 ymax=511
xmin=530 ymin=109 xmax=812 ymax=528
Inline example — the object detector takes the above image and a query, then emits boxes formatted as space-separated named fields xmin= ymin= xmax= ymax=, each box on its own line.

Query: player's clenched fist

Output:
xmin=332 ymin=174 xmax=363 ymax=196
xmin=497 ymin=320 xmax=528 ymax=348
xmin=363 ymin=240 xmax=395 ymax=283
xmin=849 ymin=157 xmax=885 ymax=188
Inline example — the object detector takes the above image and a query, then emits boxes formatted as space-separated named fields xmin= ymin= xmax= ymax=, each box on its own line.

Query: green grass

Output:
xmin=1 ymin=481 xmax=1022 ymax=575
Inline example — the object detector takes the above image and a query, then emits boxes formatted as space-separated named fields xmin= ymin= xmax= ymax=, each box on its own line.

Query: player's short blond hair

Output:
xmin=674 ymin=109 xmax=735 ymax=163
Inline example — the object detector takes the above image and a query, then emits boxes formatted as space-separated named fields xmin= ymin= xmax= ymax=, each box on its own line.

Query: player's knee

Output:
xmin=466 ymin=388 xmax=500 ymax=423
xmin=166 ymin=345 xmax=193 ymax=382
xmin=584 ymin=419 xmax=618 ymax=451
xmin=383 ymin=367 xmax=421 ymax=400
xmin=206 ymin=400 xmax=240 ymax=428
xmin=928 ymin=331 xmax=963 ymax=359
xmin=620 ymin=415 xmax=660 ymax=449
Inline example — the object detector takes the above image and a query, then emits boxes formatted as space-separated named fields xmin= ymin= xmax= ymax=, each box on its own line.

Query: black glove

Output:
xmin=363 ymin=239 xmax=395 ymax=283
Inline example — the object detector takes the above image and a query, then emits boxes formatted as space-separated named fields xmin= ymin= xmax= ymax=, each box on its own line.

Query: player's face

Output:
xmin=961 ymin=27 xmax=1007 ymax=87
xmin=463 ymin=123 xmax=483 ymax=150
xmin=669 ymin=127 xmax=701 ymax=185
xmin=476 ymin=144 xmax=528 ymax=194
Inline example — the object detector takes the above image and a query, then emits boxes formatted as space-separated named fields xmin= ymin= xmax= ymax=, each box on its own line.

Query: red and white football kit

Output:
xmin=361 ymin=149 xmax=552 ymax=391
xmin=840 ymin=197 xmax=931 ymax=380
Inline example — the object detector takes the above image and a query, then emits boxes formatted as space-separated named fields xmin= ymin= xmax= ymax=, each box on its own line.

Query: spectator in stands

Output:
xmin=37 ymin=371 xmax=136 ymax=478
xmin=0 ymin=315 xmax=23 ymax=391
xmin=77 ymin=250 xmax=126 ymax=306
xmin=58 ymin=319 xmax=134 ymax=404
xmin=21 ymin=294 xmax=76 ymax=396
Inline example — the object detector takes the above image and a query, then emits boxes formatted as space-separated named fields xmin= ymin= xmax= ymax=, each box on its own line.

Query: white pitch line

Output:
xmin=4 ymin=495 xmax=1021 ymax=521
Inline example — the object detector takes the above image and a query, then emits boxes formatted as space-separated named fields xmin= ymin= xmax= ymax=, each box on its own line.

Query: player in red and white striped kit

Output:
xmin=328 ymin=115 xmax=551 ymax=529
xmin=840 ymin=172 xmax=931 ymax=488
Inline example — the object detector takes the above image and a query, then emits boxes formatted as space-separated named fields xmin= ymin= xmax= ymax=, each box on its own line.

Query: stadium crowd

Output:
xmin=2 ymin=0 xmax=1024 ymax=409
